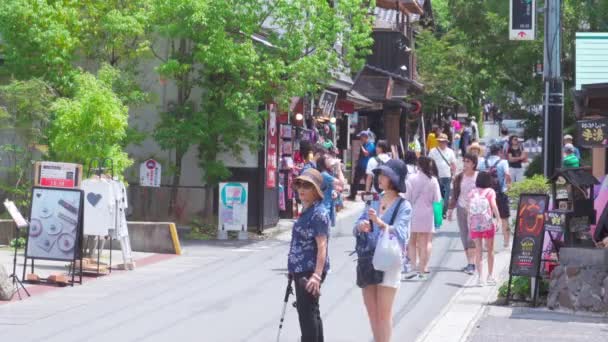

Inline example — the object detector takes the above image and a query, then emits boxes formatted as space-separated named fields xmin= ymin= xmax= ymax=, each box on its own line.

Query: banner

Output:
xmin=266 ymin=104 xmax=278 ymax=188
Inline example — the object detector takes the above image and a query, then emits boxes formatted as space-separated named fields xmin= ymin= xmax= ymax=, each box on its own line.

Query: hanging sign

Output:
xmin=140 ymin=159 xmax=161 ymax=187
xmin=509 ymin=193 xmax=548 ymax=277
xmin=576 ymin=118 xmax=608 ymax=147
xmin=544 ymin=210 xmax=566 ymax=233
xmin=266 ymin=104 xmax=278 ymax=188
xmin=318 ymin=90 xmax=339 ymax=117
xmin=218 ymin=182 xmax=248 ymax=231
xmin=35 ymin=161 xmax=82 ymax=188
xmin=509 ymin=0 xmax=536 ymax=41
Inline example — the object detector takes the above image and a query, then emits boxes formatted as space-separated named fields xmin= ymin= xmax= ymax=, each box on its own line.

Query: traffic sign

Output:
xmin=510 ymin=0 xmax=535 ymax=41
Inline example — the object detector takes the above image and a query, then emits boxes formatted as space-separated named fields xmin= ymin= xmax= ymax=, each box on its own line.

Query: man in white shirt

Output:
xmin=365 ymin=140 xmax=392 ymax=193
xmin=428 ymin=134 xmax=457 ymax=217
xmin=469 ymin=116 xmax=480 ymax=142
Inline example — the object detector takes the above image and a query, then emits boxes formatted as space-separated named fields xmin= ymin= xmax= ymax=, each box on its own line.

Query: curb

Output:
xmin=415 ymin=246 xmax=512 ymax=342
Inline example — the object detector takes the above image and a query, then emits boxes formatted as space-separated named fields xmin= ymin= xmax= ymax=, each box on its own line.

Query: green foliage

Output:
xmin=506 ymin=174 xmax=550 ymax=209
xmin=524 ymin=156 xmax=544 ymax=178
xmin=9 ymin=237 xmax=26 ymax=249
xmin=498 ymin=276 xmax=550 ymax=299
xmin=151 ymin=0 xmax=375 ymax=186
xmin=49 ymin=67 xmax=132 ymax=175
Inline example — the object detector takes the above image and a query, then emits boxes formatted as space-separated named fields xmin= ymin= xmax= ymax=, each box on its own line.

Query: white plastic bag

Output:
xmin=372 ymin=231 xmax=402 ymax=271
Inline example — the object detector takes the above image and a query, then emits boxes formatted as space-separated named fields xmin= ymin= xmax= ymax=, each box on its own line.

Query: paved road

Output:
xmin=0 ymin=199 xmax=508 ymax=342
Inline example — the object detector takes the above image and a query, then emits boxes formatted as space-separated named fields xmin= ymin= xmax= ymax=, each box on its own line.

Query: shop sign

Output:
xmin=139 ymin=159 xmax=161 ymax=187
xmin=218 ymin=182 xmax=248 ymax=231
xmin=36 ymin=161 xmax=81 ymax=188
xmin=266 ymin=104 xmax=278 ymax=188
xmin=509 ymin=193 xmax=548 ymax=277
xmin=318 ymin=90 xmax=338 ymax=117
xmin=509 ymin=0 xmax=535 ymax=41
xmin=544 ymin=211 xmax=566 ymax=233
xmin=576 ymin=118 xmax=608 ymax=147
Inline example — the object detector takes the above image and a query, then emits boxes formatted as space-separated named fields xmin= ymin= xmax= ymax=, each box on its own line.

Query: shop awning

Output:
xmin=351 ymin=64 xmax=423 ymax=101
xmin=574 ymin=83 xmax=608 ymax=118
xmin=376 ymin=0 xmax=424 ymax=15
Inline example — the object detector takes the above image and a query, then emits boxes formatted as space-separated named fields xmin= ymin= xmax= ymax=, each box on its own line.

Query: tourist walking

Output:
xmin=365 ymin=140 xmax=392 ymax=193
xmin=354 ymin=159 xmax=412 ymax=342
xmin=447 ymin=153 xmax=479 ymax=275
xmin=288 ymin=168 xmax=330 ymax=342
xmin=348 ymin=130 xmax=376 ymax=200
xmin=467 ymin=171 xmax=502 ymax=286
xmin=404 ymin=156 xmax=441 ymax=280
xmin=507 ymin=135 xmax=527 ymax=182
xmin=428 ymin=133 xmax=457 ymax=218
xmin=478 ymin=144 xmax=512 ymax=248
xmin=467 ymin=142 xmax=485 ymax=169
xmin=317 ymin=154 xmax=345 ymax=227
xmin=563 ymin=143 xmax=580 ymax=168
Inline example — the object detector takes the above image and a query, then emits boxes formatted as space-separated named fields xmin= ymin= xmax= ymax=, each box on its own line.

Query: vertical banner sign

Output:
xmin=509 ymin=0 xmax=535 ymax=41
xmin=266 ymin=104 xmax=278 ymax=188
xmin=509 ymin=194 xmax=549 ymax=277
xmin=218 ymin=182 xmax=248 ymax=231
xmin=139 ymin=159 xmax=161 ymax=187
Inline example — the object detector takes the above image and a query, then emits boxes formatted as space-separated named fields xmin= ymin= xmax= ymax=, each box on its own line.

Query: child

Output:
xmin=467 ymin=171 xmax=502 ymax=286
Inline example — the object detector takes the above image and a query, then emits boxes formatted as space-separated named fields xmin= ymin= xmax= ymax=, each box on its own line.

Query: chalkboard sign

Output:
xmin=576 ymin=118 xmax=608 ymax=148
xmin=544 ymin=211 xmax=566 ymax=233
xmin=510 ymin=194 xmax=549 ymax=277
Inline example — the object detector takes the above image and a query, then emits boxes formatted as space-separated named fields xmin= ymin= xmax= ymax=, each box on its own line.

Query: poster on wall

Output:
xmin=219 ymin=182 xmax=248 ymax=231
xmin=509 ymin=193 xmax=548 ymax=277
xmin=266 ymin=104 xmax=278 ymax=188
xmin=318 ymin=90 xmax=338 ymax=117
xmin=25 ymin=187 xmax=84 ymax=262
xmin=35 ymin=161 xmax=82 ymax=188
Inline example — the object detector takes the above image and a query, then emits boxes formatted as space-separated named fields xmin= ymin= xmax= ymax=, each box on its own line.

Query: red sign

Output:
xmin=266 ymin=104 xmax=278 ymax=188
xmin=40 ymin=178 xmax=75 ymax=188
xmin=38 ymin=162 xmax=79 ymax=188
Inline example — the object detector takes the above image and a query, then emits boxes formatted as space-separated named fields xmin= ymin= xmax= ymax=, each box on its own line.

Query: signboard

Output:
xmin=25 ymin=187 xmax=84 ymax=262
xmin=219 ymin=182 xmax=248 ymax=231
xmin=509 ymin=193 xmax=548 ymax=277
xmin=576 ymin=32 xmax=608 ymax=90
xmin=509 ymin=0 xmax=535 ymax=41
xmin=139 ymin=159 xmax=161 ymax=187
xmin=318 ymin=90 xmax=339 ymax=117
xmin=576 ymin=118 xmax=608 ymax=147
xmin=544 ymin=210 xmax=566 ymax=233
xmin=266 ymin=104 xmax=278 ymax=188
xmin=35 ymin=161 xmax=82 ymax=188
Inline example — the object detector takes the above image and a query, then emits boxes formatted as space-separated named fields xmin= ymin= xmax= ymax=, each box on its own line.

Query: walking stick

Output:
xmin=276 ymin=274 xmax=294 ymax=342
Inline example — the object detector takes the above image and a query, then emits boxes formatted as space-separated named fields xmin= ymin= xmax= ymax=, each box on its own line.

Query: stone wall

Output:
xmin=548 ymin=248 xmax=608 ymax=312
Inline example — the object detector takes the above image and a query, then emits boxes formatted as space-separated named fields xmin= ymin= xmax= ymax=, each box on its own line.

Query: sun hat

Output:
xmin=437 ymin=133 xmax=449 ymax=142
xmin=358 ymin=130 xmax=370 ymax=137
xmin=372 ymin=159 xmax=408 ymax=193
xmin=295 ymin=168 xmax=324 ymax=199
xmin=467 ymin=141 xmax=484 ymax=154
xmin=563 ymin=134 xmax=573 ymax=141
xmin=564 ymin=143 xmax=575 ymax=153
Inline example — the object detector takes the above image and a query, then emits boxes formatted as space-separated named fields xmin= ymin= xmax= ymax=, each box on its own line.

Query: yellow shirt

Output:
xmin=427 ymin=133 xmax=439 ymax=151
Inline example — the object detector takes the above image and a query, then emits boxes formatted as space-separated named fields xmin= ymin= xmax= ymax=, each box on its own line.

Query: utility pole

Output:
xmin=543 ymin=0 xmax=563 ymax=177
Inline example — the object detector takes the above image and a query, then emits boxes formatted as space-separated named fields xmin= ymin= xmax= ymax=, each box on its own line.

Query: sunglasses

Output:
xmin=294 ymin=180 xmax=314 ymax=190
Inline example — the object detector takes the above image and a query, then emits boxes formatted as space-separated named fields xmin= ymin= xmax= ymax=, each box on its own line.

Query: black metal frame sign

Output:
xmin=24 ymin=186 xmax=84 ymax=262
xmin=509 ymin=193 xmax=549 ymax=278
xmin=576 ymin=118 xmax=608 ymax=147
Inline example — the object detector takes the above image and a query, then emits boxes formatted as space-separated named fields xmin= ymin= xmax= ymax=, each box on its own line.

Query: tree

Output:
xmin=49 ymin=66 xmax=132 ymax=176
xmin=151 ymin=0 xmax=375 ymax=217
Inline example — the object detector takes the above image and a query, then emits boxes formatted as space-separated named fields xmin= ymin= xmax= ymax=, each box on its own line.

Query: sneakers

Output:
xmin=486 ymin=276 xmax=497 ymax=286
xmin=462 ymin=264 xmax=475 ymax=275
xmin=417 ymin=273 xmax=428 ymax=281
xmin=475 ymin=276 xmax=485 ymax=287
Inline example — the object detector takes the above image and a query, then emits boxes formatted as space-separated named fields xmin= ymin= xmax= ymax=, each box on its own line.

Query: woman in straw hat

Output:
xmin=354 ymin=159 xmax=412 ymax=342
xmin=288 ymin=168 xmax=330 ymax=342
xmin=467 ymin=142 xmax=485 ymax=170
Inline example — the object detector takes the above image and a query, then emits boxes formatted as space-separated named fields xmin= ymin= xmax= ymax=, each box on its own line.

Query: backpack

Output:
xmin=468 ymin=189 xmax=494 ymax=233
xmin=372 ymin=156 xmax=387 ymax=192
xmin=484 ymin=158 xmax=503 ymax=194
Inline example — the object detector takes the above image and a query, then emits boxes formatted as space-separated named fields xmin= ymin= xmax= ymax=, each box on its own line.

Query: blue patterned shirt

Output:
xmin=288 ymin=201 xmax=330 ymax=274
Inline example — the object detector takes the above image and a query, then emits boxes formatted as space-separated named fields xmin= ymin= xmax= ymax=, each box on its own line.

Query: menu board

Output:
xmin=544 ymin=211 xmax=567 ymax=233
xmin=509 ymin=194 xmax=549 ymax=277
xmin=576 ymin=118 xmax=608 ymax=147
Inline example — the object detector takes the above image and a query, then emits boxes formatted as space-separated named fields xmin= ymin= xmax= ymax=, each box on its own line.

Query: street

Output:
xmin=0 ymin=201 xmax=507 ymax=342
